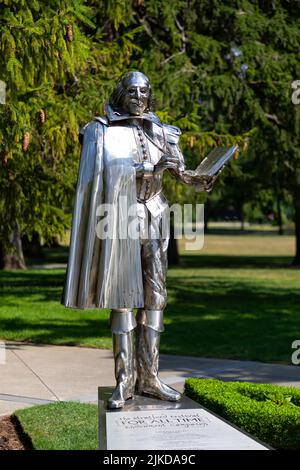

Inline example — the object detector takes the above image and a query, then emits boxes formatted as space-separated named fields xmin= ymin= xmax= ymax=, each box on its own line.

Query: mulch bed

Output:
xmin=0 ymin=415 xmax=32 ymax=450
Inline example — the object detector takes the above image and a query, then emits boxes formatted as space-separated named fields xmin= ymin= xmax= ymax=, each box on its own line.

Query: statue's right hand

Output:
xmin=154 ymin=154 xmax=179 ymax=175
xmin=134 ymin=162 xmax=154 ymax=179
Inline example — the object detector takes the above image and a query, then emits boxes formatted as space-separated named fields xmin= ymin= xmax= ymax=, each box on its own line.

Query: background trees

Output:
xmin=0 ymin=0 xmax=137 ymax=267
xmin=0 ymin=0 xmax=299 ymax=267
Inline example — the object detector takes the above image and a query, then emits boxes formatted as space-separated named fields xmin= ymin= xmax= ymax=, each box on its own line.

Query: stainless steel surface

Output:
xmin=136 ymin=309 xmax=165 ymax=332
xmin=136 ymin=323 xmax=181 ymax=402
xmin=62 ymin=121 xmax=144 ymax=309
xmin=63 ymin=71 xmax=219 ymax=408
xmin=110 ymin=309 xmax=136 ymax=334
xmin=140 ymin=212 xmax=169 ymax=311
xmin=108 ymin=328 xmax=135 ymax=409
xmin=99 ymin=387 xmax=199 ymax=412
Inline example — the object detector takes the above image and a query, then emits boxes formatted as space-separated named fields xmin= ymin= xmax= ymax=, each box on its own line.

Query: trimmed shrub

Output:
xmin=184 ymin=378 xmax=300 ymax=450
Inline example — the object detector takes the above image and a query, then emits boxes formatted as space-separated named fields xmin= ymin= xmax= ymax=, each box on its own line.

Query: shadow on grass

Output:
xmin=205 ymin=227 xmax=295 ymax=236
xmin=164 ymin=262 xmax=300 ymax=362
xmin=25 ymin=246 xmax=295 ymax=270
xmin=0 ymin=315 xmax=111 ymax=347
xmin=180 ymin=254 xmax=294 ymax=269
xmin=0 ymin=269 xmax=111 ymax=346
xmin=0 ymin=269 xmax=65 ymax=289
xmin=25 ymin=247 xmax=69 ymax=266
xmin=0 ymin=253 xmax=299 ymax=362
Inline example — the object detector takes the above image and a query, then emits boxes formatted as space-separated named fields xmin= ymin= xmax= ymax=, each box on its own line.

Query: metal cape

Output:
xmin=62 ymin=119 xmax=144 ymax=309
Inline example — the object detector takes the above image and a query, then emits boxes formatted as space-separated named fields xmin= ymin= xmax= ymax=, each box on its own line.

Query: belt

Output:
xmin=137 ymin=191 xmax=169 ymax=218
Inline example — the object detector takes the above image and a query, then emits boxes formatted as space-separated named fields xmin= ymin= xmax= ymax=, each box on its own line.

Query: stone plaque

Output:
xmin=98 ymin=387 xmax=269 ymax=450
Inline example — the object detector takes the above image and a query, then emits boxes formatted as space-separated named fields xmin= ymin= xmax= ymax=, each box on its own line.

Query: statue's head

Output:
xmin=109 ymin=71 xmax=153 ymax=115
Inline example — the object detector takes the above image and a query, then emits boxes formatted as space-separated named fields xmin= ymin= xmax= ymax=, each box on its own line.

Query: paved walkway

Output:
xmin=1 ymin=341 xmax=299 ymax=416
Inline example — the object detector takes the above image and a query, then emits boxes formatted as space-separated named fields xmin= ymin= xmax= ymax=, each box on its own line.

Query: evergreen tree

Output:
xmin=0 ymin=0 xmax=138 ymax=267
xmin=117 ymin=0 xmax=300 ymax=263
xmin=2 ymin=0 xmax=298 ymax=267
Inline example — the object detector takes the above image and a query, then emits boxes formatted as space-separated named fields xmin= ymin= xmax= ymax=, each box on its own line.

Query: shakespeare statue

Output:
xmin=62 ymin=71 xmax=220 ymax=409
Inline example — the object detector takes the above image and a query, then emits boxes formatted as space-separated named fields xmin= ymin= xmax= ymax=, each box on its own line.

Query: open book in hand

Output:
xmin=195 ymin=145 xmax=238 ymax=177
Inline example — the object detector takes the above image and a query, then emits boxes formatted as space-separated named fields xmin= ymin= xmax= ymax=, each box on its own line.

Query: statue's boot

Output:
xmin=136 ymin=309 xmax=181 ymax=402
xmin=108 ymin=310 xmax=136 ymax=409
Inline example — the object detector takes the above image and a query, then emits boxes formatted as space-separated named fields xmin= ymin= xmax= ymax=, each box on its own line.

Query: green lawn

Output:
xmin=15 ymin=402 xmax=98 ymax=450
xmin=0 ymin=234 xmax=299 ymax=363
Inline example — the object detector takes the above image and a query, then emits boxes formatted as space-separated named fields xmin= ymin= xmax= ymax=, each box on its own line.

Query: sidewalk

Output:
xmin=1 ymin=341 xmax=300 ymax=417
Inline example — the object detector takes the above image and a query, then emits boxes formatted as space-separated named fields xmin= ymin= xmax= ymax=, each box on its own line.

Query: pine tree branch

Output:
xmin=134 ymin=12 xmax=162 ymax=49
xmin=161 ymin=17 xmax=187 ymax=65
xmin=161 ymin=50 xmax=185 ymax=65
xmin=265 ymin=113 xmax=281 ymax=126
xmin=174 ymin=16 xmax=187 ymax=52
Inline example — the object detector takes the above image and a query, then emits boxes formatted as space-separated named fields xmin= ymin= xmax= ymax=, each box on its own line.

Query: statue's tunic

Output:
xmin=62 ymin=108 xmax=186 ymax=310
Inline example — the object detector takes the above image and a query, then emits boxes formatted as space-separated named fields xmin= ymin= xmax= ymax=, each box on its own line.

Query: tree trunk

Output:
xmin=50 ymin=236 xmax=61 ymax=248
xmin=168 ymin=221 xmax=179 ymax=265
xmin=204 ymin=199 xmax=211 ymax=234
xmin=240 ymin=205 xmax=245 ymax=231
xmin=22 ymin=233 xmax=43 ymax=259
xmin=293 ymin=187 xmax=300 ymax=266
xmin=276 ymin=192 xmax=283 ymax=235
xmin=274 ymin=175 xmax=284 ymax=235
xmin=0 ymin=223 xmax=26 ymax=269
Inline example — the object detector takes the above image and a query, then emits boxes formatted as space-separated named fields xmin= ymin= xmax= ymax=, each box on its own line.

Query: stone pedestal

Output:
xmin=98 ymin=387 xmax=269 ymax=450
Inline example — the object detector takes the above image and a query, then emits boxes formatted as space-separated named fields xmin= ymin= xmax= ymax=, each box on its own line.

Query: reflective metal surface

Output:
xmin=136 ymin=321 xmax=181 ymax=402
xmin=108 ymin=329 xmax=135 ymax=409
xmin=136 ymin=309 xmax=165 ymax=332
xmin=63 ymin=71 xmax=218 ymax=408
xmin=110 ymin=309 xmax=136 ymax=334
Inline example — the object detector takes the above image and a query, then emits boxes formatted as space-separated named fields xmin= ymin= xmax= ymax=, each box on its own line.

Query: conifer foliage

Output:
xmin=0 ymin=0 xmax=136 ymax=267
xmin=0 ymin=0 xmax=299 ymax=266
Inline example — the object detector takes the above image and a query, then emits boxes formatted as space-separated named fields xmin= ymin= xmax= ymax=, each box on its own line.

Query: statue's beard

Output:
xmin=122 ymin=97 xmax=148 ymax=116
xmin=128 ymin=102 xmax=146 ymax=115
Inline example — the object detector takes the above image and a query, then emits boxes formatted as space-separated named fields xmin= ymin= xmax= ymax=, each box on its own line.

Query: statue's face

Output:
xmin=122 ymin=75 xmax=150 ymax=116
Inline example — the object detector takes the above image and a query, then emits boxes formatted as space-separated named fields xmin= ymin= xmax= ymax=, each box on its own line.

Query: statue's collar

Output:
xmin=105 ymin=103 xmax=163 ymax=127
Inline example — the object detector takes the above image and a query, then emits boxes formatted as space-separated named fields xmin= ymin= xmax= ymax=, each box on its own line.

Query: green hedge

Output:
xmin=184 ymin=378 xmax=300 ymax=450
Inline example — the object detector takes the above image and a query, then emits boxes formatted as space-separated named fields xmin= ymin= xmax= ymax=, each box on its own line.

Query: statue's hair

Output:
xmin=109 ymin=71 xmax=155 ymax=113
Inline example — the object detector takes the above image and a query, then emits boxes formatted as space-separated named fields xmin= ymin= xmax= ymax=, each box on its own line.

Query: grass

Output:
xmin=0 ymin=234 xmax=299 ymax=363
xmin=15 ymin=402 xmax=98 ymax=450
xmin=0 ymin=268 xmax=111 ymax=349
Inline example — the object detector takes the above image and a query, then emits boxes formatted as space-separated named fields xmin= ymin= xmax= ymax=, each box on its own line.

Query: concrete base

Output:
xmin=98 ymin=387 xmax=269 ymax=450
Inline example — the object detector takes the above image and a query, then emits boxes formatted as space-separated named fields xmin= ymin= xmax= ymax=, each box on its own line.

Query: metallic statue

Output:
xmin=62 ymin=72 xmax=217 ymax=409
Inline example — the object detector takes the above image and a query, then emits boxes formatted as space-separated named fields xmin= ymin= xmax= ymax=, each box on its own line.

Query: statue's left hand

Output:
xmin=195 ymin=166 xmax=225 ymax=192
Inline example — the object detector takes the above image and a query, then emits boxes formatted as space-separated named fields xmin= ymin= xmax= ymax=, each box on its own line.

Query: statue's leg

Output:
xmin=136 ymin=214 xmax=181 ymax=401
xmin=108 ymin=309 xmax=136 ymax=409
xmin=136 ymin=309 xmax=180 ymax=401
